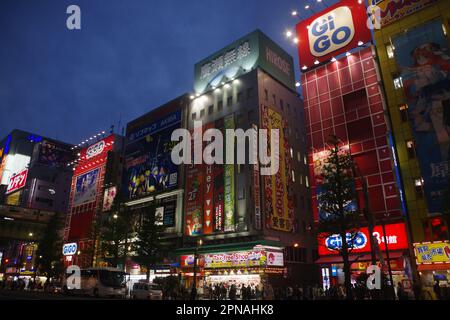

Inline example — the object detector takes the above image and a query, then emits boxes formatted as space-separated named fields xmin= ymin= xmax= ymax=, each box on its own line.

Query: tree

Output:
xmin=134 ymin=204 xmax=168 ymax=281
xmin=316 ymin=135 xmax=361 ymax=300
xmin=36 ymin=212 xmax=64 ymax=279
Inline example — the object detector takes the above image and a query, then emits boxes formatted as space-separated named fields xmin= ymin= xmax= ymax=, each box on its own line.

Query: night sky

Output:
xmin=0 ymin=0 xmax=337 ymax=145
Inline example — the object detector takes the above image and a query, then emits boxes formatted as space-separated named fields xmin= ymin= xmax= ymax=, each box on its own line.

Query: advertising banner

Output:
xmin=295 ymin=0 xmax=372 ymax=67
xmin=124 ymin=110 xmax=181 ymax=200
xmin=369 ymin=0 xmax=437 ymax=27
xmin=203 ymin=122 xmax=214 ymax=235
xmin=414 ymin=241 xmax=450 ymax=264
xmin=262 ymin=106 xmax=294 ymax=232
xmin=392 ymin=20 xmax=450 ymax=214
xmin=214 ymin=118 xmax=225 ymax=232
xmin=318 ymin=222 xmax=409 ymax=255
xmin=252 ymin=124 xmax=262 ymax=231
xmin=224 ymin=115 xmax=236 ymax=232
xmin=102 ymin=186 xmax=117 ymax=212
xmin=6 ymin=168 xmax=28 ymax=195
xmin=37 ymin=140 xmax=74 ymax=168
xmin=185 ymin=125 xmax=204 ymax=236
xmin=266 ymin=251 xmax=284 ymax=267
xmin=73 ymin=168 xmax=100 ymax=207
xmin=203 ymin=250 xmax=266 ymax=269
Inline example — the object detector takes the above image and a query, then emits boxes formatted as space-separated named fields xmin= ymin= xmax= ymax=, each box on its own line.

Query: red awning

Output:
xmin=315 ymin=251 xmax=405 ymax=265
xmin=417 ymin=263 xmax=450 ymax=271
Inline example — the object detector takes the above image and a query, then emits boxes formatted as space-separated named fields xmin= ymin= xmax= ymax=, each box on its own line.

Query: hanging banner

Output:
xmin=252 ymin=124 xmax=262 ymax=231
xmin=224 ymin=115 xmax=235 ymax=232
xmin=203 ymin=122 xmax=214 ymax=234
xmin=392 ymin=20 xmax=450 ymax=214
xmin=184 ymin=127 xmax=204 ymax=236
xmin=214 ymin=118 xmax=225 ymax=232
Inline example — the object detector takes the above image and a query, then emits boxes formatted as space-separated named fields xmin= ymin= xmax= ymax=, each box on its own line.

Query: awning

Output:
xmin=417 ymin=263 xmax=450 ymax=271
xmin=315 ymin=251 xmax=405 ymax=264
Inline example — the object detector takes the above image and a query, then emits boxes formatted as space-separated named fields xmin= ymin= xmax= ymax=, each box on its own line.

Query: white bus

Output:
xmin=63 ymin=267 xmax=128 ymax=298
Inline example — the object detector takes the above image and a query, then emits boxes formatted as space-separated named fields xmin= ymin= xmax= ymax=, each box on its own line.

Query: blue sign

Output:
xmin=393 ymin=20 xmax=450 ymax=214
xmin=62 ymin=243 xmax=78 ymax=256
xmin=128 ymin=110 xmax=181 ymax=142
xmin=325 ymin=232 xmax=368 ymax=251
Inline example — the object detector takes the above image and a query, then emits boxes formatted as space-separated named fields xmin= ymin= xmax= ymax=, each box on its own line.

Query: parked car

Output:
xmin=132 ymin=282 xmax=163 ymax=300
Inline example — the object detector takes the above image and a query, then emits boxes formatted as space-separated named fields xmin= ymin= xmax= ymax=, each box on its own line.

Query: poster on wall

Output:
xmin=223 ymin=115 xmax=236 ymax=232
xmin=392 ymin=20 xmax=450 ymax=214
xmin=73 ymin=168 xmax=99 ymax=207
xmin=261 ymin=106 xmax=294 ymax=232
xmin=124 ymin=110 xmax=181 ymax=200
xmin=102 ymin=186 xmax=117 ymax=212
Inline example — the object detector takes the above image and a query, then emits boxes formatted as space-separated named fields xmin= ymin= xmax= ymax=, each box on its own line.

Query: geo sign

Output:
xmin=318 ymin=222 xmax=409 ymax=255
xmin=6 ymin=169 xmax=28 ymax=194
xmin=86 ymin=140 xmax=105 ymax=159
xmin=62 ymin=243 xmax=78 ymax=256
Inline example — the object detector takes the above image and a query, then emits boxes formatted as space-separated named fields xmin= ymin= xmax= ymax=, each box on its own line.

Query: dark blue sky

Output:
xmin=0 ymin=0 xmax=336 ymax=144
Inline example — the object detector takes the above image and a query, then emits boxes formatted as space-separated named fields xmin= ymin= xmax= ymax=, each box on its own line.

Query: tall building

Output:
xmin=63 ymin=134 xmax=124 ymax=268
xmin=176 ymin=30 xmax=316 ymax=290
xmin=121 ymin=95 xmax=188 ymax=281
xmin=370 ymin=0 xmax=450 ymax=289
xmin=0 ymin=129 xmax=74 ymax=278
xmin=295 ymin=0 xmax=414 ymax=289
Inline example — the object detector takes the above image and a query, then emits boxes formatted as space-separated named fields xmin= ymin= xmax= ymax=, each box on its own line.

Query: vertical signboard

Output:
xmin=261 ymin=106 xmax=294 ymax=232
xmin=224 ymin=115 xmax=236 ymax=232
xmin=252 ymin=124 xmax=262 ymax=230
xmin=214 ymin=119 xmax=225 ymax=232
xmin=392 ymin=20 xmax=450 ymax=214
xmin=203 ymin=122 xmax=214 ymax=234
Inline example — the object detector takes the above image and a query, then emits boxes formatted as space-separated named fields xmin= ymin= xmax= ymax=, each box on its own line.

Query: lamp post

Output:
xmin=191 ymin=238 xmax=202 ymax=300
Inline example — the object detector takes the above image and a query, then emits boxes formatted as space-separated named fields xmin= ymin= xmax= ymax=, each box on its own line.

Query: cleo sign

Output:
xmin=6 ymin=169 xmax=28 ymax=194
xmin=318 ymin=222 xmax=409 ymax=255
xmin=295 ymin=0 xmax=372 ymax=67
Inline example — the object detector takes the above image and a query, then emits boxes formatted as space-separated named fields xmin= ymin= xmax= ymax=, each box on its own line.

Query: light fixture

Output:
xmin=291 ymin=10 xmax=298 ymax=16
xmin=195 ymin=93 xmax=200 ymax=97
xmin=358 ymin=0 xmax=362 ymax=3
xmin=285 ymin=30 xmax=293 ymax=38
xmin=189 ymin=95 xmax=194 ymax=100
xmin=28 ymin=232 xmax=33 ymax=237
xmin=305 ymin=5 xmax=310 ymax=9
xmin=293 ymin=37 xmax=299 ymax=44
xmin=302 ymin=65 xmax=307 ymax=70
xmin=358 ymin=41 xmax=364 ymax=46
xmin=294 ymin=243 xmax=299 ymax=248
xmin=295 ymin=82 xmax=301 ymax=87
xmin=346 ymin=51 xmax=351 ymax=57
xmin=306 ymin=25 xmax=310 ymax=30
xmin=113 ymin=213 xmax=118 ymax=219
xmin=314 ymin=60 xmax=319 ymax=65
xmin=331 ymin=57 xmax=337 ymax=62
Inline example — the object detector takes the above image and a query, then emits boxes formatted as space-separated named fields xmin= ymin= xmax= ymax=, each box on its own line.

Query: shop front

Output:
xmin=177 ymin=243 xmax=285 ymax=299
xmin=414 ymin=241 xmax=450 ymax=299
xmin=316 ymin=222 xmax=414 ymax=293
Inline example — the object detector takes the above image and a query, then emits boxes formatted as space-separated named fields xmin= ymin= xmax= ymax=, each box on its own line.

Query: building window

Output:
xmin=272 ymin=94 xmax=276 ymax=106
xmin=247 ymin=87 xmax=253 ymax=99
xmin=218 ymin=100 xmax=223 ymax=111
xmin=414 ymin=178 xmax=424 ymax=198
xmin=393 ymin=75 xmax=403 ymax=89
xmin=237 ymin=91 xmax=243 ymax=102
xmin=297 ymin=151 xmax=301 ymax=162
xmin=290 ymin=148 xmax=293 ymax=158
xmin=292 ymin=170 xmax=295 ymax=182
xmin=299 ymin=175 xmax=303 ymax=185
xmin=200 ymin=108 xmax=205 ymax=117
xmin=305 ymin=176 xmax=310 ymax=188
xmin=406 ymin=140 xmax=416 ymax=159
xmin=303 ymin=155 xmax=307 ymax=165
xmin=208 ymin=105 xmax=213 ymax=115
xmin=280 ymin=99 xmax=284 ymax=110
xmin=227 ymin=96 xmax=233 ymax=107
xmin=191 ymin=112 xmax=196 ymax=120
xmin=399 ymin=104 xmax=408 ymax=122
xmin=287 ymin=103 xmax=291 ymax=112
xmin=386 ymin=44 xmax=395 ymax=59
xmin=264 ymin=89 xmax=268 ymax=101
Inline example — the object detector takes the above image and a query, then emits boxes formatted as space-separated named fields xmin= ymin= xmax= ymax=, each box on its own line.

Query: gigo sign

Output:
xmin=6 ymin=169 xmax=28 ymax=194
xmin=309 ymin=6 xmax=355 ymax=57
xmin=296 ymin=0 xmax=372 ymax=67
xmin=62 ymin=243 xmax=78 ymax=256
xmin=86 ymin=140 xmax=105 ymax=159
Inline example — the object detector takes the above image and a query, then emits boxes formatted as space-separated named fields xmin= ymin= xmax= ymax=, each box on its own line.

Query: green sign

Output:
xmin=194 ymin=30 xmax=295 ymax=93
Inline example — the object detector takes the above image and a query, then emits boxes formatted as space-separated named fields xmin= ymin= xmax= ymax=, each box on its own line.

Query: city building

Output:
xmin=175 ymin=29 xmax=316 ymax=291
xmin=295 ymin=0 xmax=414 ymax=290
xmin=0 ymin=129 xmax=74 ymax=278
xmin=62 ymin=134 xmax=124 ymax=268
xmin=370 ymin=0 xmax=450 ymax=290
xmin=121 ymin=95 xmax=188 ymax=282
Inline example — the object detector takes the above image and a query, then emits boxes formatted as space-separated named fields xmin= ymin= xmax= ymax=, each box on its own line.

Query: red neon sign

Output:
xmin=6 ymin=169 xmax=28 ymax=194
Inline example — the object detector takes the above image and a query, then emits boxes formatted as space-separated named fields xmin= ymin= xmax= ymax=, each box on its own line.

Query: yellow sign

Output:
xmin=370 ymin=0 xmax=437 ymax=27
xmin=414 ymin=241 xmax=450 ymax=264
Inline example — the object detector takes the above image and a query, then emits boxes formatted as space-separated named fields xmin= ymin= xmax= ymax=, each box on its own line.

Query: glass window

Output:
xmin=393 ymin=75 xmax=403 ymax=89
xmin=200 ymin=108 xmax=205 ymax=117
xmin=218 ymin=100 xmax=223 ymax=111
xmin=208 ymin=105 xmax=213 ymax=115
xmin=386 ymin=44 xmax=395 ymax=59
xmin=227 ymin=96 xmax=232 ymax=107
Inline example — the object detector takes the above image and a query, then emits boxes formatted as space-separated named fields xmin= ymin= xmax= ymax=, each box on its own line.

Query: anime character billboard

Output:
xmin=393 ymin=20 xmax=450 ymax=214
xmin=124 ymin=110 xmax=181 ymax=200
xmin=73 ymin=168 xmax=100 ymax=206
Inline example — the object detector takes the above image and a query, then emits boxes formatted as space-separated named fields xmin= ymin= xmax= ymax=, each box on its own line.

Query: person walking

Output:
xmin=396 ymin=282 xmax=408 ymax=300
xmin=433 ymin=280 xmax=442 ymax=300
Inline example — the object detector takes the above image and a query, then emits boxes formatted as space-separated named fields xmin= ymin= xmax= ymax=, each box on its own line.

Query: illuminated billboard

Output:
xmin=6 ymin=168 xmax=28 ymax=195
xmin=295 ymin=0 xmax=372 ymax=68
xmin=368 ymin=0 xmax=437 ymax=27
xmin=392 ymin=20 xmax=450 ymax=214
xmin=37 ymin=140 xmax=74 ymax=168
xmin=73 ymin=168 xmax=100 ymax=207
xmin=124 ymin=110 xmax=181 ymax=200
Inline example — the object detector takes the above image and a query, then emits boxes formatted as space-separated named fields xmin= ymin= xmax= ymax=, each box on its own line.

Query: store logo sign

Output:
xmin=309 ymin=6 xmax=355 ymax=57
xmin=62 ymin=243 xmax=78 ymax=256
xmin=86 ymin=140 xmax=105 ymax=159
xmin=6 ymin=169 xmax=28 ymax=194
xmin=325 ymin=232 xmax=367 ymax=251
